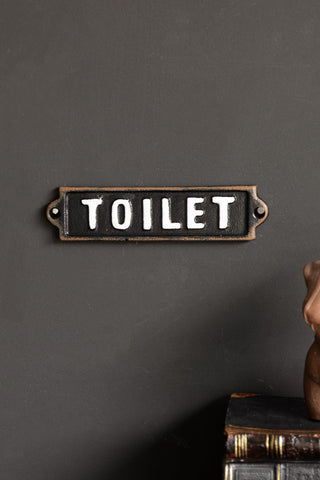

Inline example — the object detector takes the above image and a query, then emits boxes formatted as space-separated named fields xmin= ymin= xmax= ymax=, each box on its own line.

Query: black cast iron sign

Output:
xmin=46 ymin=186 xmax=268 ymax=241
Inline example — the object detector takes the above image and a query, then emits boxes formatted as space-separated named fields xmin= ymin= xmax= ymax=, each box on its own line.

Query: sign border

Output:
xmin=46 ymin=185 xmax=268 ymax=241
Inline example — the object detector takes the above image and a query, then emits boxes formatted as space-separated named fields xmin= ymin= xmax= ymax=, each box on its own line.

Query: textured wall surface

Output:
xmin=1 ymin=1 xmax=320 ymax=478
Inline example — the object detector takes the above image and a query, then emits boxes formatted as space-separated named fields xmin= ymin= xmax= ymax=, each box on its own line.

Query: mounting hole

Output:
xmin=254 ymin=206 xmax=266 ymax=219
xmin=50 ymin=207 xmax=60 ymax=219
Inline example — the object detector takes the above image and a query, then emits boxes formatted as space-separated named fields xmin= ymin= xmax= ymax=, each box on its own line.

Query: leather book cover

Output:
xmin=225 ymin=393 xmax=320 ymax=462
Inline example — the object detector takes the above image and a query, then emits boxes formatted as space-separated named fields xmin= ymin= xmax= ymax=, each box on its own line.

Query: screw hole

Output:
xmin=254 ymin=206 xmax=265 ymax=219
xmin=50 ymin=207 xmax=60 ymax=219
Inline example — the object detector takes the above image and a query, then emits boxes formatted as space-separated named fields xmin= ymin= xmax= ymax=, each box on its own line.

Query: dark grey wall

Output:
xmin=2 ymin=1 xmax=320 ymax=478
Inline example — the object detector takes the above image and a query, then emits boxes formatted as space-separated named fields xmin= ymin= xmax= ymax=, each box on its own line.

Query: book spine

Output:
xmin=224 ymin=462 xmax=320 ymax=479
xmin=225 ymin=433 xmax=320 ymax=462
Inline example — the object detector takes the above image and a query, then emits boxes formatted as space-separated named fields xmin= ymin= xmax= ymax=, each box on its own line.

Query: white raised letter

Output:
xmin=187 ymin=197 xmax=205 ymax=229
xmin=142 ymin=198 xmax=152 ymax=230
xmin=81 ymin=198 xmax=102 ymax=230
xmin=161 ymin=198 xmax=182 ymax=229
xmin=111 ymin=199 xmax=132 ymax=230
xmin=212 ymin=196 xmax=235 ymax=229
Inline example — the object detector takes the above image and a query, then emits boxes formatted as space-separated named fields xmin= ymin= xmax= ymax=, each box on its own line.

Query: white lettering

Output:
xmin=111 ymin=199 xmax=132 ymax=230
xmin=142 ymin=198 xmax=152 ymax=230
xmin=81 ymin=198 xmax=103 ymax=230
xmin=187 ymin=197 xmax=205 ymax=229
xmin=161 ymin=198 xmax=182 ymax=229
xmin=212 ymin=196 xmax=235 ymax=229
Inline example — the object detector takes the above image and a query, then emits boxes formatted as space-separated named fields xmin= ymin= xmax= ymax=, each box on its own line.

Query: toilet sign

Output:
xmin=46 ymin=186 xmax=268 ymax=241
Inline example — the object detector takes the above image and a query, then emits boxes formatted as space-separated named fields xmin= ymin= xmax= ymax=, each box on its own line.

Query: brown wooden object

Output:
xmin=303 ymin=260 xmax=320 ymax=420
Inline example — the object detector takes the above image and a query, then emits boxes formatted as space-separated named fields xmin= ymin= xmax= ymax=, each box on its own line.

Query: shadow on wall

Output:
xmin=75 ymin=271 xmax=302 ymax=480
xmin=80 ymin=397 xmax=229 ymax=480
xmin=108 ymin=270 xmax=303 ymax=480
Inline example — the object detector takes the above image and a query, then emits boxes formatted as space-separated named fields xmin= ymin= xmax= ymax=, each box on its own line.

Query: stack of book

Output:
xmin=224 ymin=393 xmax=320 ymax=479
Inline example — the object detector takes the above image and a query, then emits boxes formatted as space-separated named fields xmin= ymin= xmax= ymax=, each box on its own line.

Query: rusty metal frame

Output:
xmin=46 ymin=185 xmax=268 ymax=241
